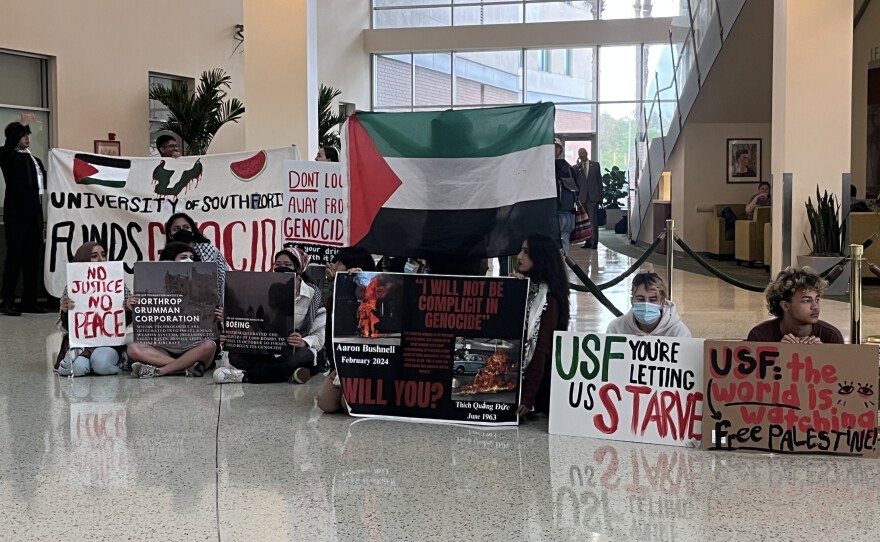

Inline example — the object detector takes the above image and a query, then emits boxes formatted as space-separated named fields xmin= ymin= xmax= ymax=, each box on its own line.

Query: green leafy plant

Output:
xmin=804 ymin=188 xmax=847 ymax=256
xmin=602 ymin=166 xmax=628 ymax=209
xmin=319 ymin=84 xmax=343 ymax=149
xmin=149 ymin=69 xmax=245 ymax=156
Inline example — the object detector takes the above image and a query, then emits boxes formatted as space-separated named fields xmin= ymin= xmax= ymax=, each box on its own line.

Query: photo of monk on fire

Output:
xmin=451 ymin=338 xmax=521 ymax=404
xmin=334 ymin=272 xmax=403 ymax=345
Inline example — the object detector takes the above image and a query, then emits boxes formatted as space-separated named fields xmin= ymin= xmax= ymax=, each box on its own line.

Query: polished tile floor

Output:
xmin=2 ymin=241 xmax=879 ymax=541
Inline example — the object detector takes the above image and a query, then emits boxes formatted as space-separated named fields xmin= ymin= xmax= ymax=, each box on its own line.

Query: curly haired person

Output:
xmin=747 ymin=267 xmax=843 ymax=344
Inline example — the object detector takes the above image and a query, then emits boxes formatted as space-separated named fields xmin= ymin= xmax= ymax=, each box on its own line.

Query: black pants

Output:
xmin=584 ymin=200 xmax=600 ymax=247
xmin=229 ymin=347 xmax=315 ymax=383
xmin=1 ymin=214 xmax=42 ymax=307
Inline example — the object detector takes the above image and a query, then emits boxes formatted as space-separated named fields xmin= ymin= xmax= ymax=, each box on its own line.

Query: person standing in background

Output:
xmin=574 ymin=148 xmax=603 ymax=249
xmin=155 ymin=134 xmax=182 ymax=158
xmin=0 ymin=116 xmax=45 ymax=316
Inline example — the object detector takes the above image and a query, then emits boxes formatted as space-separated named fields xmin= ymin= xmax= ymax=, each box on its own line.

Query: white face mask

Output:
xmin=180 ymin=257 xmax=193 ymax=263
xmin=404 ymin=261 xmax=418 ymax=274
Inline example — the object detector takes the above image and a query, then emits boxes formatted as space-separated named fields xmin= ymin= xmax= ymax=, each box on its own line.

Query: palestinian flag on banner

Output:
xmin=342 ymin=103 xmax=559 ymax=258
xmin=72 ymin=153 xmax=131 ymax=188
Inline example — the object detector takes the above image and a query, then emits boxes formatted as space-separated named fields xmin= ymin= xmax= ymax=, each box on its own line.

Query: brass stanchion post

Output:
xmin=666 ymin=219 xmax=674 ymax=301
xmin=850 ymin=244 xmax=863 ymax=345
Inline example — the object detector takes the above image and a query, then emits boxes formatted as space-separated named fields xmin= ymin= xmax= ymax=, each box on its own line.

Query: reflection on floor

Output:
xmin=1 ymin=243 xmax=879 ymax=541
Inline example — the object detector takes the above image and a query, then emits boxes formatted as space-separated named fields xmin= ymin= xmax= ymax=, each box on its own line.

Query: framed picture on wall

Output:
xmin=94 ymin=140 xmax=121 ymax=156
xmin=727 ymin=139 xmax=761 ymax=183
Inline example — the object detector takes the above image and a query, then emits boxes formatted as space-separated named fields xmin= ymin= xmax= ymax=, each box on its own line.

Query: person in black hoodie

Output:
xmin=0 ymin=119 xmax=46 ymax=316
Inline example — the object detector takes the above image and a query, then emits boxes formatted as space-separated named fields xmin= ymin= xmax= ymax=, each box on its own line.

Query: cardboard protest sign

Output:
xmin=223 ymin=271 xmax=298 ymax=354
xmin=549 ymin=333 xmax=704 ymax=446
xmin=283 ymin=160 xmax=347 ymax=264
xmin=132 ymin=262 xmax=219 ymax=351
xmin=332 ymin=273 xmax=528 ymax=425
xmin=66 ymin=261 xmax=127 ymax=347
xmin=45 ymin=147 xmax=298 ymax=297
xmin=703 ymin=341 xmax=879 ymax=457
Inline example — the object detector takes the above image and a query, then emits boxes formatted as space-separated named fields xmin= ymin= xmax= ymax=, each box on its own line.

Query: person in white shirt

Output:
xmin=213 ymin=247 xmax=326 ymax=384
xmin=606 ymin=272 xmax=691 ymax=337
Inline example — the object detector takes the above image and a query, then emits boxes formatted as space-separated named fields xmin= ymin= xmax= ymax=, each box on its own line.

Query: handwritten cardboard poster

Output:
xmin=332 ymin=273 xmax=528 ymax=425
xmin=66 ymin=262 xmax=127 ymax=347
xmin=702 ymin=341 xmax=879 ymax=457
xmin=282 ymin=160 xmax=347 ymax=263
xmin=549 ymin=333 xmax=704 ymax=447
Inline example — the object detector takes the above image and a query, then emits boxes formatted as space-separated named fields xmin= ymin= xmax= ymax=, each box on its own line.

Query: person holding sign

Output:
xmin=747 ymin=267 xmax=843 ymax=344
xmin=128 ymin=243 xmax=222 ymax=378
xmin=56 ymin=242 xmax=137 ymax=377
xmin=164 ymin=213 xmax=230 ymax=296
xmin=316 ymin=247 xmax=377 ymax=413
xmin=513 ymin=233 xmax=571 ymax=417
xmin=606 ymin=272 xmax=691 ymax=338
xmin=212 ymin=253 xmax=327 ymax=384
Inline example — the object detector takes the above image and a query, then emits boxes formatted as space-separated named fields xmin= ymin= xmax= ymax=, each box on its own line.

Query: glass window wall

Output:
xmin=372 ymin=0 xmax=682 ymax=28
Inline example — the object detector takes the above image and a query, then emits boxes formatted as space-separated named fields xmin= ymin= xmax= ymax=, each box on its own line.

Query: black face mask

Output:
xmin=172 ymin=230 xmax=194 ymax=243
xmin=274 ymin=266 xmax=296 ymax=273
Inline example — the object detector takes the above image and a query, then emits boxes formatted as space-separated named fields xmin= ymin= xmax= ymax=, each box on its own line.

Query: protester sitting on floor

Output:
xmin=316 ymin=247 xmax=377 ymax=413
xmin=747 ymin=267 xmax=843 ymax=344
xmin=128 ymin=242 xmax=221 ymax=378
xmin=56 ymin=242 xmax=138 ymax=377
xmin=212 ymin=259 xmax=327 ymax=385
xmin=513 ymin=233 xmax=570 ymax=417
xmin=164 ymin=212 xmax=230 ymax=295
xmin=606 ymin=272 xmax=691 ymax=337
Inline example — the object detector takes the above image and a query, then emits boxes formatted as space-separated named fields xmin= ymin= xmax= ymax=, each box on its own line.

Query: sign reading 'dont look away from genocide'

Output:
xmin=282 ymin=160 xmax=347 ymax=264
xmin=549 ymin=333 xmax=704 ymax=447
xmin=223 ymin=271 xmax=298 ymax=355
xmin=132 ymin=262 xmax=219 ymax=352
xmin=66 ymin=261 xmax=127 ymax=348
xmin=332 ymin=272 xmax=528 ymax=426
xmin=703 ymin=341 xmax=879 ymax=457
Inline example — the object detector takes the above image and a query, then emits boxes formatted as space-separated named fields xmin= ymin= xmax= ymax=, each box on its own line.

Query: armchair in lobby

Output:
xmin=706 ymin=204 xmax=746 ymax=259
xmin=735 ymin=206 xmax=771 ymax=266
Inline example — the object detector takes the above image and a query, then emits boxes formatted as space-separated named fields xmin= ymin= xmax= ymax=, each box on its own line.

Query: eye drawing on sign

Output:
xmin=837 ymin=380 xmax=855 ymax=405
xmin=152 ymin=159 xmax=204 ymax=197
xmin=858 ymin=383 xmax=875 ymax=408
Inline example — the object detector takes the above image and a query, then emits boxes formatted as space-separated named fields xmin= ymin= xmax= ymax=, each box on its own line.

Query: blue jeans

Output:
xmin=58 ymin=347 xmax=121 ymax=377
xmin=558 ymin=212 xmax=576 ymax=254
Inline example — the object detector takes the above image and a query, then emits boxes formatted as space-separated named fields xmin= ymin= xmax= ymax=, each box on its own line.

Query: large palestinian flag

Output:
xmin=342 ymin=103 xmax=559 ymax=258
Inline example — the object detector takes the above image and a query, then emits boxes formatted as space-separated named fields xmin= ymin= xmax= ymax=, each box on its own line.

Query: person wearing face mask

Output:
xmin=158 ymin=241 xmax=200 ymax=263
xmin=212 ymin=247 xmax=326 ymax=384
xmin=163 ymin=213 xmax=230 ymax=297
xmin=56 ymin=242 xmax=139 ymax=377
xmin=127 ymin=242 xmax=221 ymax=378
xmin=606 ymin=272 xmax=691 ymax=337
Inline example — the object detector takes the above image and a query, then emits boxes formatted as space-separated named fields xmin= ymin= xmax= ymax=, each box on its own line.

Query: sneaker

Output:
xmin=185 ymin=362 xmax=205 ymax=377
xmin=131 ymin=362 xmax=158 ymax=379
xmin=213 ymin=367 xmax=245 ymax=384
xmin=291 ymin=367 xmax=311 ymax=384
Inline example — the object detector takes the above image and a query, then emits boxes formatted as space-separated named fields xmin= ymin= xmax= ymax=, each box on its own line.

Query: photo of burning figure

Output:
xmin=452 ymin=338 xmax=521 ymax=404
xmin=333 ymin=272 xmax=403 ymax=344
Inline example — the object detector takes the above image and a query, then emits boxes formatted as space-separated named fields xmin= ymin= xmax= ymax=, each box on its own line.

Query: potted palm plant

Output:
xmin=797 ymin=188 xmax=849 ymax=295
xmin=149 ymin=68 xmax=245 ymax=156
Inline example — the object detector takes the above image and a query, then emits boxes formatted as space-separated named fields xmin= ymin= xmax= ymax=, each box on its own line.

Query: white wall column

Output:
xmin=244 ymin=0 xmax=318 ymax=156
xmin=771 ymin=0 xmax=853 ymax=272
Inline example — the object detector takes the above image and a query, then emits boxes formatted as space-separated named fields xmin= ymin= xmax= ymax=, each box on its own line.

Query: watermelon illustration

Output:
xmin=230 ymin=150 xmax=267 ymax=182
